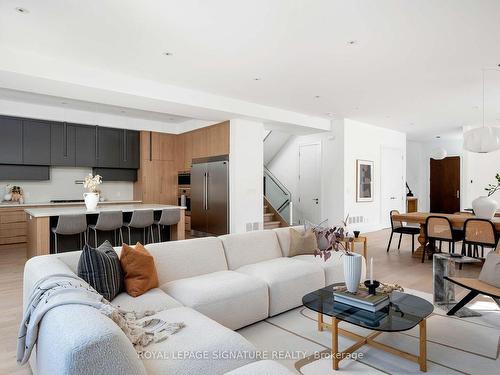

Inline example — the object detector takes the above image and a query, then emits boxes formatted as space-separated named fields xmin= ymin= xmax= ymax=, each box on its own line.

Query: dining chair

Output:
xmin=386 ymin=210 xmax=420 ymax=253
xmin=462 ymin=218 xmax=498 ymax=258
xmin=423 ymin=216 xmax=463 ymax=263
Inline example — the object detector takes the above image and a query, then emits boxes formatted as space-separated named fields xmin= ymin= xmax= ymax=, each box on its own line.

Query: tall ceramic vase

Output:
xmin=472 ymin=196 xmax=498 ymax=219
xmin=343 ymin=252 xmax=362 ymax=293
xmin=84 ymin=192 xmax=99 ymax=211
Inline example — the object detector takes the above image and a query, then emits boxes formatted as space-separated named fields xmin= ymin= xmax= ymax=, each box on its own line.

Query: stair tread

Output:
xmin=263 ymin=213 xmax=274 ymax=217
xmin=264 ymin=221 xmax=281 ymax=225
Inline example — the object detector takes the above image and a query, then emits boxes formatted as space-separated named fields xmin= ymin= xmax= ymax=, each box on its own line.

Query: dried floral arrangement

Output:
xmin=314 ymin=215 xmax=353 ymax=261
xmin=83 ymin=174 xmax=102 ymax=193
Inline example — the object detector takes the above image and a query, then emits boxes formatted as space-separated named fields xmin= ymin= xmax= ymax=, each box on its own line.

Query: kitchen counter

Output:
xmin=0 ymin=200 xmax=142 ymax=208
xmin=25 ymin=203 xmax=186 ymax=258
xmin=25 ymin=203 xmax=185 ymax=218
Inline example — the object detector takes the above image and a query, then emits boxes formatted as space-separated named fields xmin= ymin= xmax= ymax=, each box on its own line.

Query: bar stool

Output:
xmin=88 ymin=211 xmax=124 ymax=247
xmin=154 ymin=209 xmax=181 ymax=242
xmin=51 ymin=214 xmax=88 ymax=253
xmin=123 ymin=210 xmax=154 ymax=245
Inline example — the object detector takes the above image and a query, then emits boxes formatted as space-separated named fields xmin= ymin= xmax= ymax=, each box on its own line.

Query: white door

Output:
xmin=380 ymin=147 xmax=404 ymax=227
xmin=299 ymin=143 xmax=321 ymax=223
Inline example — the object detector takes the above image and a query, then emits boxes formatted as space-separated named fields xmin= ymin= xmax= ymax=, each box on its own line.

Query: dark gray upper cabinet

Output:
xmin=51 ymin=122 xmax=76 ymax=166
xmin=120 ymin=129 xmax=140 ymax=169
xmin=75 ymin=125 xmax=97 ymax=167
xmin=0 ymin=116 xmax=23 ymax=164
xmin=23 ymin=119 xmax=51 ymax=165
xmin=96 ymin=126 xmax=122 ymax=168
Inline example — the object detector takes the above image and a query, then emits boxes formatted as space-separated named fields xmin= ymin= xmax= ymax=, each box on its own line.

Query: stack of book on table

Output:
xmin=333 ymin=286 xmax=390 ymax=312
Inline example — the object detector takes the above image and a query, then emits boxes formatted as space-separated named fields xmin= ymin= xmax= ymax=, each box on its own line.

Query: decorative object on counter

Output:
xmin=472 ymin=172 xmax=500 ymax=219
xmin=314 ymin=215 xmax=363 ymax=293
xmin=406 ymin=182 xmax=414 ymax=197
xmin=3 ymin=184 xmax=24 ymax=204
xmin=83 ymin=173 xmax=102 ymax=211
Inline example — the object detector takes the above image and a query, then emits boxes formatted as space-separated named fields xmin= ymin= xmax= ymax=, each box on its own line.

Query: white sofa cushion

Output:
xmin=161 ymin=271 xmax=269 ymax=330
xmin=145 ymin=237 xmax=228 ymax=284
xmin=294 ymin=253 xmax=367 ymax=285
xmin=140 ymin=307 xmax=256 ymax=375
xmin=36 ymin=304 xmax=146 ymax=375
xmin=112 ymin=288 xmax=182 ymax=312
xmin=224 ymin=360 xmax=295 ymax=375
xmin=236 ymin=258 xmax=325 ymax=316
xmin=220 ymin=230 xmax=283 ymax=270
xmin=273 ymin=226 xmax=306 ymax=257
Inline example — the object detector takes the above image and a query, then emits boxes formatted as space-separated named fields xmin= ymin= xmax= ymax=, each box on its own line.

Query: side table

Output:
xmin=433 ymin=253 xmax=482 ymax=317
xmin=342 ymin=236 xmax=367 ymax=258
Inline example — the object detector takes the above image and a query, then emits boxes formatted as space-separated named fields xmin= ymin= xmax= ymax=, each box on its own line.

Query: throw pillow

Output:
xmin=77 ymin=240 xmax=123 ymax=301
xmin=478 ymin=252 xmax=500 ymax=288
xmin=289 ymin=228 xmax=318 ymax=257
xmin=304 ymin=219 xmax=330 ymax=250
xmin=120 ymin=242 xmax=159 ymax=297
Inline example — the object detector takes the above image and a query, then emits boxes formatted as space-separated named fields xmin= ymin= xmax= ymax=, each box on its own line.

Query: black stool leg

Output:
xmin=397 ymin=233 xmax=402 ymax=249
xmin=386 ymin=232 xmax=393 ymax=252
xmin=412 ymin=234 xmax=415 ymax=253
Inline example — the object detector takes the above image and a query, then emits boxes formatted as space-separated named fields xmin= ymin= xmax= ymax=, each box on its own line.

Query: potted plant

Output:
xmin=472 ymin=173 xmax=499 ymax=219
xmin=83 ymin=174 xmax=102 ymax=211
xmin=314 ymin=215 xmax=362 ymax=293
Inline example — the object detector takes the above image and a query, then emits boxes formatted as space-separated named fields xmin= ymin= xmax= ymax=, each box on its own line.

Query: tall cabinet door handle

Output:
xmin=205 ymin=172 xmax=209 ymax=210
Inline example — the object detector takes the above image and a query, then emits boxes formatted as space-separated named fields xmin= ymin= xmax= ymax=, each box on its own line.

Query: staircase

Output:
xmin=263 ymin=204 xmax=282 ymax=229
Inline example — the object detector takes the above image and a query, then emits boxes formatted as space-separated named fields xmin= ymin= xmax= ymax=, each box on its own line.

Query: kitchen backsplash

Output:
xmin=1 ymin=167 xmax=133 ymax=203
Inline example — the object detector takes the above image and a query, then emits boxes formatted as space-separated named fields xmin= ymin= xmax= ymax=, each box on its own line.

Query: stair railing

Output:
xmin=263 ymin=166 xmax=293 ymax=225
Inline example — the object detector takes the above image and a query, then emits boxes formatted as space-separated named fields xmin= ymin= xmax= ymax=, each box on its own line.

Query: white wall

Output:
xmin=463 ymin=148 xmax=500 ymax=208
xmin=343 ymin=119 xmax=406 ymax=231
xmin=267 ymin=119 xmax=345 ymax=226
xmin=406 ymin=137 xmax=463 ymax=211
xmin=1 ymin=167 xmax=133 ymax=203
xmin=229 ymin=118 xmax=264 ymax=233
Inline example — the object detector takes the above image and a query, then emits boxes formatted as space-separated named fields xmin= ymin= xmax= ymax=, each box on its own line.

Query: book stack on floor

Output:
xmin=333 ymin=286 xmax=390 ymax=312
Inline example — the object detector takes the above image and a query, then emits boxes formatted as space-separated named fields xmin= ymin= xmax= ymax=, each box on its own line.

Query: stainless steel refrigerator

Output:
xmin=191 ymin=156 xmax=229 ymax=236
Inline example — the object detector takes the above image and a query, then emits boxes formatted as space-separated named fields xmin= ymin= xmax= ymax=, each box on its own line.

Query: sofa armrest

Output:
xmin=34 ymin=304 xmax=146 ymax=375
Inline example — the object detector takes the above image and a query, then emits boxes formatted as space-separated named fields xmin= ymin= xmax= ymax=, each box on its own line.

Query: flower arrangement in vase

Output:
xmin=83 ymin=174 xmax=102 ymax=211
xmin=314 ymin=215 xmax=363 ymax=293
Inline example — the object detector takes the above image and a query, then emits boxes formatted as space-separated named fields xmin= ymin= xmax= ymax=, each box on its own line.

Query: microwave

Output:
xmin=178 ymin=171 xmax=191 ymax=186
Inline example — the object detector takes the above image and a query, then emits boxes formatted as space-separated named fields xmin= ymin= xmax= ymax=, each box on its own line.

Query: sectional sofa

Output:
xmin=23 ymin=227 xmax=366 ymax=375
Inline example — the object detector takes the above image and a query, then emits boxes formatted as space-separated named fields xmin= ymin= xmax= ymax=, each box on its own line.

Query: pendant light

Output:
xmin=463 ymin=68 xmax=500 ymax=153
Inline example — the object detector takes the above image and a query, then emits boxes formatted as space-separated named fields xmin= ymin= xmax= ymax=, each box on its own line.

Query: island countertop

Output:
xmin=25 ymin=203 xmax=186 ymax=218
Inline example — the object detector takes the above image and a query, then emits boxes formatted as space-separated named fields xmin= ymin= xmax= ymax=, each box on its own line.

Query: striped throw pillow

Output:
xmin=77 ymin=240 xmax=123 ymax=301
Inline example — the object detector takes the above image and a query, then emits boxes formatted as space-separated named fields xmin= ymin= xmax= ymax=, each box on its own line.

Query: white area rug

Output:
xmin=238 ymin=289 xmax=500 ymax=375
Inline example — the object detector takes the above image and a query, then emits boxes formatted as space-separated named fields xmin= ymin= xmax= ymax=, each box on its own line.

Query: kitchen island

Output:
xmin=25 ymin=203 xmax=186 ymax=258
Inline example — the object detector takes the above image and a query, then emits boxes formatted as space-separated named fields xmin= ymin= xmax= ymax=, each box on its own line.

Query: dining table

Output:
xmin=391 ymin=212 xmax=500 ymax=259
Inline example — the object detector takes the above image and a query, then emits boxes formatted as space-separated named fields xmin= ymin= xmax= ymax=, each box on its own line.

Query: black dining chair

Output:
xmin=386 ymin=210 xmax=420 ymax=253
xmin=423 ymin=216 xmax=463 ymax=263
xmin=462 ymin=218 xmax=498 ymax=258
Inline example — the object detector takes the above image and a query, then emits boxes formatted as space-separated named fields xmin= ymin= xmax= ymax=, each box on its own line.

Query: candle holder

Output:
xmin=364 ymin=280 xmax=380 ymax=295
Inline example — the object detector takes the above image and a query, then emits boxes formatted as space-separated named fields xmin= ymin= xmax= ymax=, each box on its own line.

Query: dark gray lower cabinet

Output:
xmin=97 ymin=127 xmax=122 ymax=168
xmin=23 ymin=120 xmax=51 ymax=165
xmin=51 ymin=123 xmax=76 ymax=166
xmin=0 ymin=116 xmax=23 ymax=164
xmin=75 ymin=125 xmax=96 ymax=167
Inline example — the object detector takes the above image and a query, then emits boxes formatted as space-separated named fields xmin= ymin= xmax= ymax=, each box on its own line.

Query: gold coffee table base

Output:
xmin=318 ymin=313 xmax=427 ymax=372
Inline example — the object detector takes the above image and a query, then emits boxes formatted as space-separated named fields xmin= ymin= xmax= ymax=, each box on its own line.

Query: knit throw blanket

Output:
xmin=17 ymin=274 xmax=184 ymax=365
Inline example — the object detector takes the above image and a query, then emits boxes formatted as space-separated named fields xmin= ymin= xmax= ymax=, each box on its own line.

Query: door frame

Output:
xmin=379 ymin=146 xmax=405 ymax=227
xmin=298 ymin=141 xmax=322 ymax=224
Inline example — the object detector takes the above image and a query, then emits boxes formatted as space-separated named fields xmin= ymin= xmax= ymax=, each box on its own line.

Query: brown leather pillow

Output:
xmin=120 ymin=242 xmax=159 ymax=297
xmin=289 ymin=228 xmax=318 ymax=257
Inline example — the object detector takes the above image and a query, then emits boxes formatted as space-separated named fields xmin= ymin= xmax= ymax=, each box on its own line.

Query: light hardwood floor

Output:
xmin=0 ymin=228 xmax=486 ymax=374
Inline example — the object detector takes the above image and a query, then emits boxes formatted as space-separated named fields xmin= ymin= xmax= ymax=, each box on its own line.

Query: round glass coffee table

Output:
xmin=302 ymin=283 xmax=434 ymax=372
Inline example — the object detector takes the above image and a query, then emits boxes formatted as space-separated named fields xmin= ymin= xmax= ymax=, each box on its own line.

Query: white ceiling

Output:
xmin=1 ymin=0 xmax=500 ymax=139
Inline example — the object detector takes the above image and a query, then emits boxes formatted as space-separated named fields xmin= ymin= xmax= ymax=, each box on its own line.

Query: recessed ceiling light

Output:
xmin=169 ymin=117 xmax=176 ymax=121
xmin=253 ymin=78 xmax=261 ymax=81
xmin=347 ymin=40 xmax=357 ymax=45
xmin=163 ymin=52 xmax=173 ymax=56
xmin=436 ymin=136 xmax=441 ymax=139
xmin=314 ymin=95 xmax=320 ymax=99
xmin=120 ymin=110 xmax=126 ymax=114
xmin=61 ymin=101 xmax=67 ymax=105
xmin=325 ymin=112 xmax=334 ymax=117
xmin=15 ymin=7 xmax=29 ymax=14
